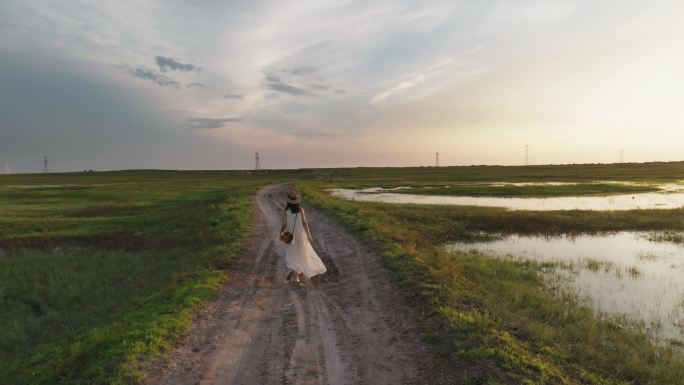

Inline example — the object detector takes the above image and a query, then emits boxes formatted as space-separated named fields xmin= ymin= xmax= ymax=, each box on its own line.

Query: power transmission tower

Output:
xmin=524 ymin=145 xmax=529 ymax=166
xmin=619 ymin=148 xmax=624 ymax=163
xmin=254 ymin=152 xmax=261 ymax=171
xmin=43 ymin=156 xmax=48 ymax=173
xmin=4 ymin=161 xmax=10 ymax=174
xmin=435 ymin=152 xmax=440 ymax=167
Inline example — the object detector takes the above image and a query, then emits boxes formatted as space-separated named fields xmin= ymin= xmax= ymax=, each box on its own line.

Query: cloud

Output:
xmin=186 ymin=117 xmax=243 ymax=129
xmin=283 ymin=66 xmax=317 ymax=76
xmin=308 ymin=83 xmax=331 ymax=90
xmin=485 ymin=1 xmax=578 ymax=27
xmin=370 ymin=53 xmax=485 ymax=105
xmin=518 ymin=1 xmax=578 ymax=24
xmin=4 ymin=0 xmax=683 ymax=169
xmin=155 ymin=56 xmax=198 ymax=72
xmin=121 ymin=65 xmax=180 ymax=88
xmin=224 ymin=93 xmax=244 ymax=100
xmin=265 ymin=74 xmax=311 ymax=96
xmin=371 ymin=73 xmax=426 ymax=104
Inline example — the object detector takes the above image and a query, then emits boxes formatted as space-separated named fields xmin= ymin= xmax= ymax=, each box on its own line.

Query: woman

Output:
xmin=279 ymin=189 xmax=327 ymax=282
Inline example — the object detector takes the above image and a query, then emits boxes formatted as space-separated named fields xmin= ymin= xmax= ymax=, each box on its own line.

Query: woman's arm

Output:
xmin=301 ymin=207 xmax=314 ymax=243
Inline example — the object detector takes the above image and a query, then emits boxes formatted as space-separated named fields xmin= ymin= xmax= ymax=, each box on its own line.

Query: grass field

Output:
xmin=3 ymin=162 xmax=684 ymax=384
xmin=300 ymin=183 xmax=684 ymax=384
xmin=310 ymin=161 xmax=684 ymax=187
xmin=0 ymin=171 xmax=275 ymax=384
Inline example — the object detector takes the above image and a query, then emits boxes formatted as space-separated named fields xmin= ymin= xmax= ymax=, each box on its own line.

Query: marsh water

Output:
xmin=329 ymin=184 xmax=684 ymax=211
xmin=447 ymin=232 xmax=684 ymax=342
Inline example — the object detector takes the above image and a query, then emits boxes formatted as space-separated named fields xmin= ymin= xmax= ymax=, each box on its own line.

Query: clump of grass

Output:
xmin=580 ymin=259 xmax=614 ymax=273
xmin=638 ymin=252 xmax=661 ymax=262
xmin=586 ymin=259 xmax=601 ymax=272
xmin=646 ymin=231 xmax=684 ymax=244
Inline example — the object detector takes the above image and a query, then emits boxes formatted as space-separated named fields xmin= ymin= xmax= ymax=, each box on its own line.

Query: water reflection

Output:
xmin=329 ymin=187 xmax=684 ymax=211
xmin=446 ymin=232 xmax=684 ymax=342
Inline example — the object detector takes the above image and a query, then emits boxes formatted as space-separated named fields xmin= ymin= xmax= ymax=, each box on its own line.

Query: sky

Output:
xmin=1 ymin=0 xmax=684 ymax=172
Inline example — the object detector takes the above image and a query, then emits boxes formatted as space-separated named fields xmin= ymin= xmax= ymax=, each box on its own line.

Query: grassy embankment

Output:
xmin=315 ymin=161 xmax=684 ymax=196
xmin=315 ymin=160 xmax=684 ymax=187
xmin=0 ymin=170 xmax=274 ymax=385
xmin=300 ymin=181 xmax=684 ymax=385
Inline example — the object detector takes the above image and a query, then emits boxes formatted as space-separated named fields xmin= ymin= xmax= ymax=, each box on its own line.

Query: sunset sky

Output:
xmin=2 ymin=0 xmax=684 ymax=172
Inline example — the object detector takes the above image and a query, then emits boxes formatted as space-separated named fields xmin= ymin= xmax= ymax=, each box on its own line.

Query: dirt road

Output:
xmin=145 ymin=184 xmax=453 ymax=385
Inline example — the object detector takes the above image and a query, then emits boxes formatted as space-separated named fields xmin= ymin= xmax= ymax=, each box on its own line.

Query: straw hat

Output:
xmin=286 ymin=189 xmax=302 ymax=204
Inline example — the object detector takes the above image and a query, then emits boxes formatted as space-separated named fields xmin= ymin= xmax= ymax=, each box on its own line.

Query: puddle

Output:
xmin=329 ymin=187 xmax=684 ymax=210
xmin=446 ymin=232 xmax=684 ymax=342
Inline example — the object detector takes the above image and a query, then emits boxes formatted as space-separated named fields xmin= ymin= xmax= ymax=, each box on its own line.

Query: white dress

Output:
xmin=282 ymin=209 xmax=327 ymax=278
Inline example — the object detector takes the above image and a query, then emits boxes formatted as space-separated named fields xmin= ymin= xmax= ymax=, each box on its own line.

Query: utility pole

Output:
xmin=524 ymin=145 xmax=529 ymax=166
xmin=254 ymin=152 xmax=261 ymax=171
xmin=619 ymin=148 xmax=624 ymax=163
xmin=435 ymin=152 xmax=440 ymax=167
xmin=43 ymin=156 xmax=48 ymax=173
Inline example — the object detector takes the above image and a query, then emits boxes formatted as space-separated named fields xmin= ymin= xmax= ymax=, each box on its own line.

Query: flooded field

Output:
xmin=447 ymin=232 xmax=684 ymax=342
xmin=329 ymin=184 xmax=684 ymax=210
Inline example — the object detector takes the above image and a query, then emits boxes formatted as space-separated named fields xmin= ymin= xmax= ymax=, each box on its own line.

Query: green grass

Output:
xmin=310 ymin=161 xmax=684 ymax=187
xmin=300 ymin=183 xmax=684 ymax=385
xmin=0 ymin=171 xmax=276 ymax=384
xmin=307 ymin=200 xmax=684 ymax=241
xmin=3 ymin=161 xmax=684 ymax=384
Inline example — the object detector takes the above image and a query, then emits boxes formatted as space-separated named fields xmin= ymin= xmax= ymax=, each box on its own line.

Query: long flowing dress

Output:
xmin=282 ymin=209 xmax=327 ymax=278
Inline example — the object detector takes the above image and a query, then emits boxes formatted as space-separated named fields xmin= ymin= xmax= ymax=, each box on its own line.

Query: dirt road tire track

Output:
xmin=144 ymin=184 xmax=455 ymax=385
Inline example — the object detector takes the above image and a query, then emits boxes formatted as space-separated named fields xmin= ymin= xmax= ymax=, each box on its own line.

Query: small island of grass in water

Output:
xmin=329 ymin=182 xmax=684 ymax=211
